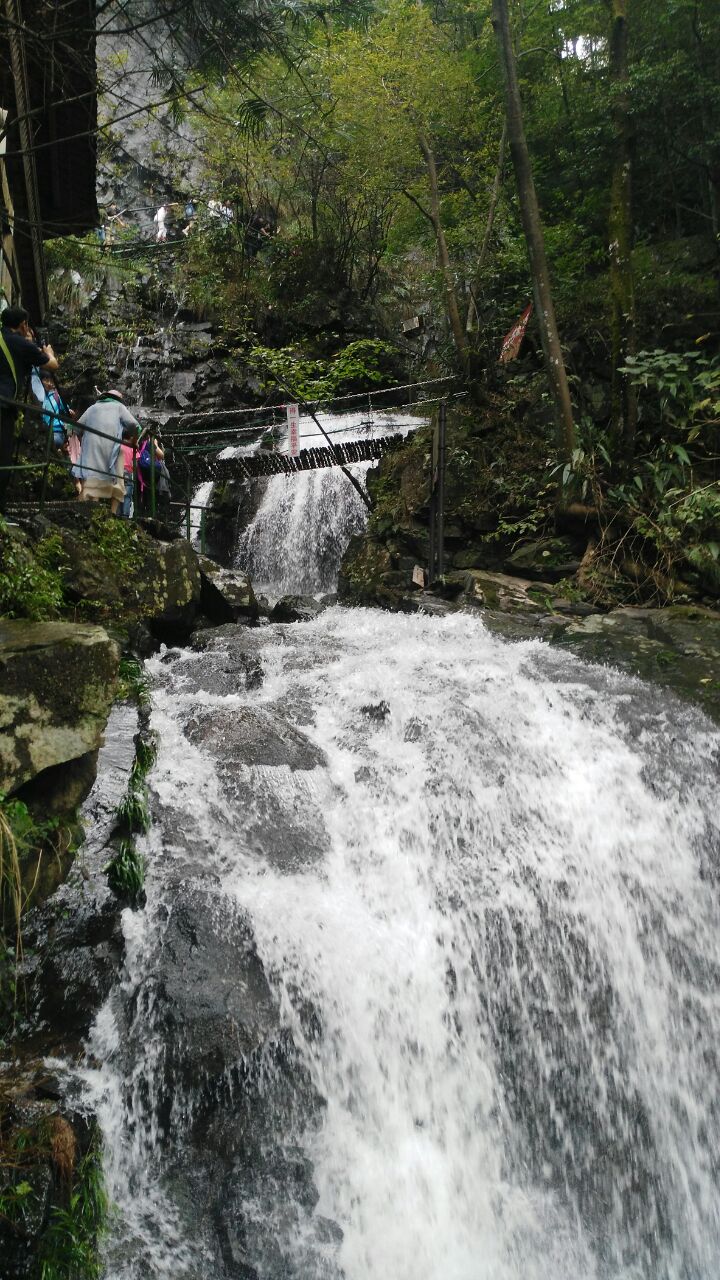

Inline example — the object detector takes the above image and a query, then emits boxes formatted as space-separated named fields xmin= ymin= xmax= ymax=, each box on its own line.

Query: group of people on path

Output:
xmin=0 ymin=306 xmax=170 ymax=518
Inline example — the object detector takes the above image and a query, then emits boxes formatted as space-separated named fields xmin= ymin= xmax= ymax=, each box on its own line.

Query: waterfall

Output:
xmin=83 ymin=432 xmax=720 ymax=1280
xmin=235 ymin=409 xmax=427 ymax=601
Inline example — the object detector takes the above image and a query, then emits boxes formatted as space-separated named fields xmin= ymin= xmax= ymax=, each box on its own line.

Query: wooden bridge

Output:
xmin=177 ymin=431 xmax=408 ymax=482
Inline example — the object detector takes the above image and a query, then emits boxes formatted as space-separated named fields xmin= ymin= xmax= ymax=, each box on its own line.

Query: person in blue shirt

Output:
xmin=39 ymin=372 xmax=67 ymax=448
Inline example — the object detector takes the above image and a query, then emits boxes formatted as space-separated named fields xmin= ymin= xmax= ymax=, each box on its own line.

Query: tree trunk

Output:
xmin=491 ymin=0 xmax=576 ymax=461
xmin=416 ymin=129 xmax=469 ymax=363
xmin=607 ymin=0 xmax=637 ymax=464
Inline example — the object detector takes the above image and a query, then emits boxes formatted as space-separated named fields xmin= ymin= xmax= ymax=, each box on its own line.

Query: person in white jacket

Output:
xmin=154 ymin=205 xmax=167 ymax=242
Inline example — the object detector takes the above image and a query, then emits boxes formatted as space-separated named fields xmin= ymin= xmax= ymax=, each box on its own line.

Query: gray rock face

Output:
xmin=197 ymin=555 xmax=259 ymax=624
xmin=0 ymin=621 xmax=119 ymax=795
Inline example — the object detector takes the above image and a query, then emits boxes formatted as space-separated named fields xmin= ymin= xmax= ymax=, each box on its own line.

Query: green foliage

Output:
xmin=0 ymin=1175 xmax=35 ymax=1225
xmin=114 ymin=783 xmax=150 ymax=836
xmin=104 ymin=838 xmax=145 ymax=904
xmin=250 ymin=338 xmax=399 ymax=400
xmin=39 ymin=1143 xmax=108 ymax=1280
xmin=134 ymin=732 xmax=158 ymax=776
xmin=116 ymin=658 xmax=150 ymax=707
xmin=620 ymin=350 xmax=720 ymax=441
xmin=0 ymin=794 xmax=63 ymax=932
xmin=0 ymin=520 xmax=65 ymax=621
xmin=89 ymin=509 xmax=144 ymax=574
xmin=105 ymin=729 xmax=155 ymax=902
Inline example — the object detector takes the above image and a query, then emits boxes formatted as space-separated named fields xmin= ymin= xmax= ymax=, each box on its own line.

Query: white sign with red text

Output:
xmin=287 ymin=403 xmax=300 ymax=456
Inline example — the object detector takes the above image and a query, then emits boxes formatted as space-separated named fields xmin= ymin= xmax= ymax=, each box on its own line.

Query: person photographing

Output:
xmin=0 ymin=306 xmax=58 ymax=514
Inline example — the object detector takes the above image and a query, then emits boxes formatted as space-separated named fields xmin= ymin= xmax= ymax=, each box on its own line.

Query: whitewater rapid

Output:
xmin=86 ymin=603 xmax=720 ymax=1280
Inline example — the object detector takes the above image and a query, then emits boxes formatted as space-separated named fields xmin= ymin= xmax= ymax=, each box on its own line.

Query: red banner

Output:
xmin=499 ymin=303 xmax=533 ymax=364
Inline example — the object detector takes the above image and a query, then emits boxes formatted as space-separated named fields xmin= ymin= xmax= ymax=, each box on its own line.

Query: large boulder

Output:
xmin=197 ymin=554 xmax=259 ymax=624
xmin=270 ymin=595 xmax=325 ymax=623
xmin=0 ymin=621 xmax=119 ymax=796
xmin=133 ymin=536 xmax=202 ymax=640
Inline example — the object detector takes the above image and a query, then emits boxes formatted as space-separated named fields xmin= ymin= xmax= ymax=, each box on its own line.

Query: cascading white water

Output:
xmin=84 ymin=429 xmax=720 ymax=1280
xmin=235 ymin=410 xmax=427 ymax=601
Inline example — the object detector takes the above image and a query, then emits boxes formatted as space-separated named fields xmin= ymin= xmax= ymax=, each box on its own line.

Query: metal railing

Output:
xmin=1 ymin=376 xmax=460 ymax=541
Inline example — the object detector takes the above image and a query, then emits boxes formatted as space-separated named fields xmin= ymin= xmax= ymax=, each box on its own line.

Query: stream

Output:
xmin=81 ymin=412 xmax=720 ymax=1280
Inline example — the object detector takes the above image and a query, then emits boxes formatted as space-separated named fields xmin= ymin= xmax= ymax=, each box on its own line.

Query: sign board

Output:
xmin=499 ymin=303 xmax=533 ymax=364
xmin=287 ymin=403 xmax=300 ymax=457
xmin=412 ymin=564 xmax=427 ymax=589
xmin=402 ymin=315 xmax=424 ymax=335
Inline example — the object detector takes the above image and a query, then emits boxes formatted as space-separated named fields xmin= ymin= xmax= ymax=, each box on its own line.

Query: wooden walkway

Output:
xmin=183 ymin=432 xmax=406 ymax=481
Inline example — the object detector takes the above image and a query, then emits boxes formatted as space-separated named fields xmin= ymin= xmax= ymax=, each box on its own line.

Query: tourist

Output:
xmin=39 ymin=371 xmax=69 ymax=449
xmin=182 ymin=200 xmax=196 ymax=236
xmin=137 ymin=431 xmax=167 ymax=514
xmin=0 ymin=306 xmax=58 ymax=514
xmin=154 ymin=204 xmax=168 ymax=243
xmin=77 ymin=389 xmax=140 ymax=515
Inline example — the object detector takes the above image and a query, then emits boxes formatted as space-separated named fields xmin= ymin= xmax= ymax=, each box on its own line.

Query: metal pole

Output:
xmin=150 ymin=436 xmax=156 ymax=517
xmin=38 ymin=419 xmax=54 ymax=512
xmin=428 ymin=487 xmax=436 ymax=583
xmin=185 ymin=462 xmax=191 ymax=541
xmin=437 ymin=399 xmax=446 ymax=578
xmin=200 ymin=507 xmax=206 ymax=555
xmin=132 ymin=442 xmax=139 ymax=518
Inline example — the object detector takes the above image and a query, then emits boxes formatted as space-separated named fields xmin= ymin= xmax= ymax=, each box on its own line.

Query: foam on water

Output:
xmin=88 ymin=605 xmax=720 ymax=1280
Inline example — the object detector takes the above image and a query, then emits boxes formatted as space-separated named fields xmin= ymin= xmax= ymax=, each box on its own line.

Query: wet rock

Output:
xmin=185 ymin=706 xmax=326 ymax=771
xmin=197 ymin=555 xmax=259 ymax=624
xmin=557 ymin=604 xmax=720 ymax=722
xmin=22 ymin=881 xmax=125 ymax=1044
xmin=145 ymin=883 xmax=279 ymax=1084
xmin=137 ymin=537 xmax=202 ymax=642
xmin=0 ymin=621 xmax=119 ymax=796
xmin=270 ymin=595 xmax=325 ymax=623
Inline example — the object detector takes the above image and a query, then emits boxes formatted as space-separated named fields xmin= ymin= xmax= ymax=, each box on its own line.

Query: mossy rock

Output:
xmin=504 ymin=537 xmax=584 ymax=582
xmin=0 ymin=621 xmax=119 ymax=795
xmin=338 ymin=535 xmax=394 ymax=604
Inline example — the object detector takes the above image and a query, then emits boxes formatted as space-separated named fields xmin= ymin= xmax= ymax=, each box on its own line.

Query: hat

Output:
xmin=103 ymin=388 xmax=125 ymax=402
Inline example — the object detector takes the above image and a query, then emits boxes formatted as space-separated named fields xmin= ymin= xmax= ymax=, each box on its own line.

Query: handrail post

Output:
xmin=185 ymin=463 xmax=191 ymax=541
xmin=38 ymin=419 xmax=54 ymax=513
xmin=437 ymin=399 xmax=446 ymax=578
xmin=132 ymin=442 xmax=139 ymax=518
xmin=200 ymin=507 xmax=206 ymax=555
